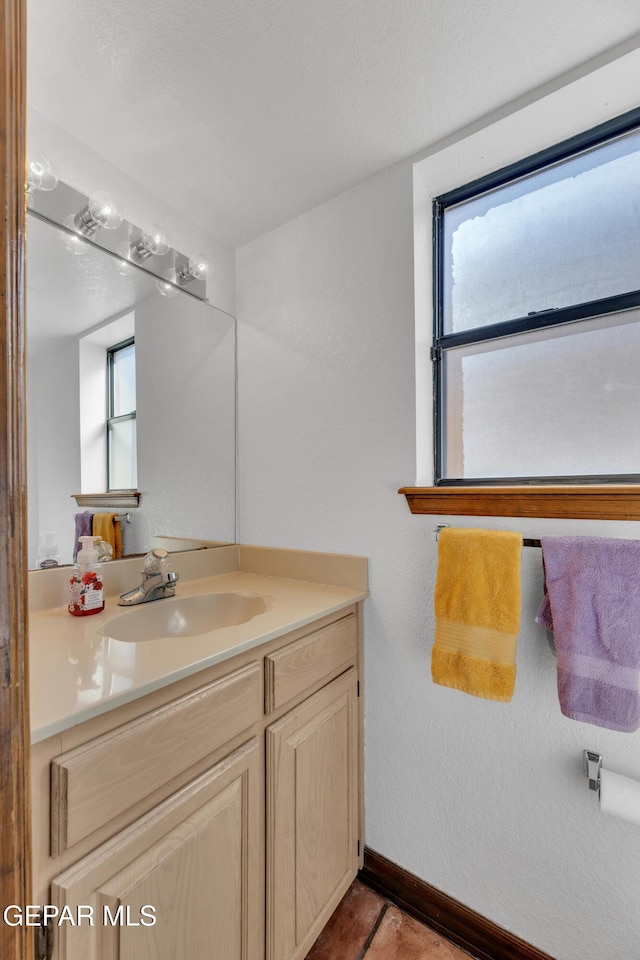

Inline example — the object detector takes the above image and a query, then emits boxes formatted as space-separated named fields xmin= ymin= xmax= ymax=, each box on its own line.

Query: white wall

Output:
xmin=135 ymin=294 xmax=236 ymax=552
xmin=27 ymin=338 xmax=81 ymax=567
xmin=237 ymin=50 xmax=640 ymax=960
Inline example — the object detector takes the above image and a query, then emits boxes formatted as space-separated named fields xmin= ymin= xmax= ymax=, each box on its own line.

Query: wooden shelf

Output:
xmin=72 ymin=491 xmax=141 ymax=509
xmin=398 ymin=485 xmax=640 ymax=521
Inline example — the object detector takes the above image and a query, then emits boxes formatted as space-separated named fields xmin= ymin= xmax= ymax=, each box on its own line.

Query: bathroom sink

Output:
xmin=101 ymin=592 xmax=271 ymax=643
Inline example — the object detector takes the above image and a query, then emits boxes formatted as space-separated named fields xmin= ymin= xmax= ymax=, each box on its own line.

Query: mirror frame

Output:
xmin=1 ymin=0 xmax=33 ymax=955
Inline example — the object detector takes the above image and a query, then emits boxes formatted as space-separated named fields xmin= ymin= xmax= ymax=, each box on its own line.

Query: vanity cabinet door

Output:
xmin=50 ymin=738 xmax=263 ymax=960
xmin=266 ymin=668 xmax=359 ymax=960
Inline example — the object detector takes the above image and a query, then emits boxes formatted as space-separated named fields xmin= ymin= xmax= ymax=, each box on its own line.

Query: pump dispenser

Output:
xmin=68 ymin=535 xmax=105 ymax=617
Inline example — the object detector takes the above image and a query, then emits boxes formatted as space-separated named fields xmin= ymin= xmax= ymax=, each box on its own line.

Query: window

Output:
xmin=433 ymin=107 xmax=640 ymax=485
xmin=107 ymin=337 xmax=137 ymax=490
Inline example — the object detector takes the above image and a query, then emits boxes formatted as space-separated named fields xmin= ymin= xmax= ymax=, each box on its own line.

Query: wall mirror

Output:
xmin=26 ymin=211 xmax=236 ymax=569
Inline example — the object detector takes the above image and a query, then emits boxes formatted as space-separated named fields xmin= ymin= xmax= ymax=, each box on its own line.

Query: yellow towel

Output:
xmin=432 ymin=528 xmax=522 ymax=702
xmin=93 ymin=513 xmax=123 ymax=560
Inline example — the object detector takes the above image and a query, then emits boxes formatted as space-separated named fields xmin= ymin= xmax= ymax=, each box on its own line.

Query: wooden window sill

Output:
xmin=72 ymin=491 xmax=141 ymax=509
xmin=398 ymin=485 xmax=640 ymax=521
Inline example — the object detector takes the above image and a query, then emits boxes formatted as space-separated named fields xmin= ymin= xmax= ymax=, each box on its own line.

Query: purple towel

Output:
xmin=536 ymin=537 xmax=640 ymax=733
xmin=73 ymin=511 xmax=94 ymax=561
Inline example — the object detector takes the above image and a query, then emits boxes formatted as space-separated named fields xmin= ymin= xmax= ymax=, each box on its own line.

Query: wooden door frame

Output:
xmin=1 ymin=1 xmax=33 ymax=959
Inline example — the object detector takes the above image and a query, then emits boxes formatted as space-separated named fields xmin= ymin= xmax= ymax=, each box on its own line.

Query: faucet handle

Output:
xmin=144 ymin=548 xmax=169 ymax=575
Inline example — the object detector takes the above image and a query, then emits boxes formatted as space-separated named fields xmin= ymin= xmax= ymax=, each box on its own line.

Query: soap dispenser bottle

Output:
xmin=68 ymin=535 xmax=105 ymax=617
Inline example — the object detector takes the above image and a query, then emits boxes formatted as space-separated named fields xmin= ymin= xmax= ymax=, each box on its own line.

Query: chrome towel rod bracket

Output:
xmin=583 ymin=750 xmax=603 ymax=793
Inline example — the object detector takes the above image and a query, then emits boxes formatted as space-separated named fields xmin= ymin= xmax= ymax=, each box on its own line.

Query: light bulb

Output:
xmin=74 ymin=191 xmax=122 ymax=235
xmin=188 ymin=252 xmax=210 ymax=279
xmin=58 ymin=215 xmax=88 ymax=255
xmin=155 ymin=276 xmax=179 ymax=298
xmin=88 ymin=192 xmax=122 ymax=230
xmin=130 ymin=223 xmax=171 ymax=260
xmin=176 ymin=252 xmax=210 ymax=285
xmin=26 ymin=154 xmax=58 ymax=194
xmin=143 ymin=223 xmax=171 ymax=256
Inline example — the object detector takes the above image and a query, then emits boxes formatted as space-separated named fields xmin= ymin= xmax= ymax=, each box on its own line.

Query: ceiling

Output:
xmin=27 ymin=0 xmax=640 ymax=248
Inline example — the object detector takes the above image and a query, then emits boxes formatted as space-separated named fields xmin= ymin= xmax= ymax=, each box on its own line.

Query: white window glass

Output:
xmin=111 ymin=341 xmax=136 ymax=417
xmin=108 ymin=418 xmax=137 ymax=489
xmin=107 ymin=339 xmax=137 ymax=490
xmin=442 ymin=311 xmax=640 ymax=480
xmin=442 ymin=128 xmax=640 ymax=334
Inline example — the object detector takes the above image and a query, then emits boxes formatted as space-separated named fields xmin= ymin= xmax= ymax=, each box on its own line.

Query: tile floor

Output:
xmin=305 ymin=880 xmax=475 ymax=960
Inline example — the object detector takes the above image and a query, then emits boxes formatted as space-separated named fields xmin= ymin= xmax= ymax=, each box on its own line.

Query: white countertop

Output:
xmin=29 ymin=552 xmax=368 ymax=744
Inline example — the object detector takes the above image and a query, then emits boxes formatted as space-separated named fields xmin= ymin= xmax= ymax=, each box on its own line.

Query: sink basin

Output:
xmin=101 ymin=592 xmax=271 ymax=643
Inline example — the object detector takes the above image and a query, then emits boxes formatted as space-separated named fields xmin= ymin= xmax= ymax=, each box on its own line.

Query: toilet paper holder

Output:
xmin=583 ymin=750 xmax=602 ymax=793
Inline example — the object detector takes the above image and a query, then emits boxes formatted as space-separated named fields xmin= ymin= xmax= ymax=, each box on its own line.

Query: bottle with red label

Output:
xmin=68 ymin=536 xmax=105 ymax=617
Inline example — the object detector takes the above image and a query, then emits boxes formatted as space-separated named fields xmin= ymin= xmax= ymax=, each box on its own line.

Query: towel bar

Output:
xmin=434 ymin=524 xmax=540 ymax=548
xmin=115 ymin=513 xmax=132 ymax=524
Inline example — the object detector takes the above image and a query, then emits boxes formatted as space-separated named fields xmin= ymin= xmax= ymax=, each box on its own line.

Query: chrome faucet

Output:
xmin=118 ymin=548 xmax=179 ymax=606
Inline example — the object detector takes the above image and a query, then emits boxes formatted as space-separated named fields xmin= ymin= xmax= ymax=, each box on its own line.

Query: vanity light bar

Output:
xmin=27 ymin=179 xmax=207 ymax=303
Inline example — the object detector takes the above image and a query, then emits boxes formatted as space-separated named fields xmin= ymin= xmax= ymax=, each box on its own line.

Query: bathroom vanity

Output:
xmin=29 ymin=545 xmax=367 ymax=960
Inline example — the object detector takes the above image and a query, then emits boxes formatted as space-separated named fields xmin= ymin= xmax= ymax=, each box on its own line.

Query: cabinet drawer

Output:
xmin=264 ymin=613 xmax=356 ymax=713
xmin=51 ymin=660 xmax=261 ymax=855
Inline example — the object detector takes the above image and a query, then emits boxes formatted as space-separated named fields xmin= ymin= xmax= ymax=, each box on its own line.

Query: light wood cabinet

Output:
xmin=51 ymin=739 xmax=263 ymax=960
xmin=33 ymin=604 xmax=363 ymax=960
xmin=50 ymin=661 xmax=262 ymax=855
xmin=266 ymin=669 xmax=359 ymax=960
xmin=264 ymin=613 xmax=357 ymax=714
